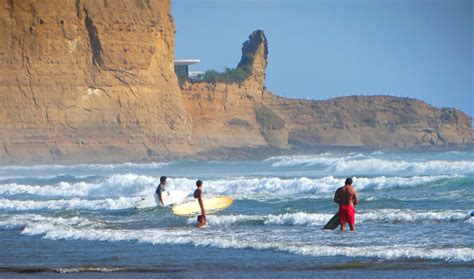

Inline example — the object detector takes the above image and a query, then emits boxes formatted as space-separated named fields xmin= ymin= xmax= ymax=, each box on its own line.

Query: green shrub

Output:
xmin=193 ymin=65 xmax=252 ymax=84
xmin=238 ymin=53 xmax=255 ymax=68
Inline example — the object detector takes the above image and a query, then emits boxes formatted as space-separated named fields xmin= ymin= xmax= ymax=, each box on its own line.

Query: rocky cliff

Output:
xmin=182 ymin=30 xmax=472 ymax=157
xmin=0 ymin=0 xmax=193 ymax=163
xmin=0 ymin=1 xmax=471 ymax=164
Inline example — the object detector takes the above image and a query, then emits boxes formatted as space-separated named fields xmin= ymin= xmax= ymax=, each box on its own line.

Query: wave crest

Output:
xmin=265 ymin=154 xmax=474 ymax=176
xmin=0 ymin=197 xmax=141 ymax=211
xmin=14 ymin=218 xmax=473 ymax=262
xmin=0 ymin=174 xmax=467 ymax=202
xmin=186 ymin=210 xmax=472 ymax=227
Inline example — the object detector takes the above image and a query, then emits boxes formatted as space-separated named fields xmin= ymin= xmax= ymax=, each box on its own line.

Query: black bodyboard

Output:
xmin=322 ymin=213 xmax=340 ymax=230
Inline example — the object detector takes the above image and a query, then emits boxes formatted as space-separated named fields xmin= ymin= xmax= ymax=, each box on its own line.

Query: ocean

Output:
xmin=0 ymin=151 xmax=473 ymax=278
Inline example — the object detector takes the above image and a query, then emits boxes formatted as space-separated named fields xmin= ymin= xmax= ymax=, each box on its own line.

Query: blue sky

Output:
xmin=173 ymin=0 xmax=473 ymax=118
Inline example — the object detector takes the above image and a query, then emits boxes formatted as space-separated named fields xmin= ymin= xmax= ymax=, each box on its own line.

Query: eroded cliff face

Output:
xmin=265 ymin=94 xmax=472 ymax=149
xmin=181 ymin=31 xmax=286 ymax=153
xmin=182 ymin=30 xmax=472 ymax=157
xmin=0 ymin=0 xmax=192 ymax=163
xmin=0 ymin=1 xmax=471 ymax=164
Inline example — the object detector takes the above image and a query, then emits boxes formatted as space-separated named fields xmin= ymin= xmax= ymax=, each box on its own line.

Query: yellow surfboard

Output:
xmin=172 ymin=196 xmax=233 ymax=216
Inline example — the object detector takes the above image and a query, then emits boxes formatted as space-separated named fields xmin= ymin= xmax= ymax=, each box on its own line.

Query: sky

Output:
xmin=173 ymin=0 xmax=473 ymax=118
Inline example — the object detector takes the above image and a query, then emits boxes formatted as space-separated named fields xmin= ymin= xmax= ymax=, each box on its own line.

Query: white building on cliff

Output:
xmin=174 ymin=59 xmax=200 ymax=79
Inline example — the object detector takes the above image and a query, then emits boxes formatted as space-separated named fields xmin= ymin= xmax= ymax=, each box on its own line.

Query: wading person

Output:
xmin=334 ymin=178 xmax=358 ymax=231
xmin=194 ymin=180 xmax=206 ymax=228
xmin=155 ymin=176 xmax=167 ymax=206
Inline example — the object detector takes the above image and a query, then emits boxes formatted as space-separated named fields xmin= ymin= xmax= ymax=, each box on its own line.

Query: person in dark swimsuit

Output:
xmin=155 ymin=176 xmax=167 ymax=206
xmin=194 ymin=180 xmax=206 ymax=228
xmin=334 ymin=178 xmax=358 ymax=232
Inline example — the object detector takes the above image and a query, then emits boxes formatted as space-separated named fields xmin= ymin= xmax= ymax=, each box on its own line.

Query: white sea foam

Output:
xmin=358 ymin=210 xmax=471 ymax=223
xmin=172 ymin=176 xmax=338 ymax=199
xmin=171 ymin=175 xmax=458 ymax=200
xmin=0 ymin=174 xmax=462 ymax=201
xmin=0 ymin=214 xmax=97 ymax=230
xmin=282 ymin=245 xmax=474 ymax=262
xmin=186 ymin=212 xmax=332 ymax=227
xmin=1 ymin=154 xmax=472 ymax=264
xmin=1 ymin=211 xmax=470 ymax=262
xmin=264 ymin=212 xmax=332 ymax=226
xmin=265 ymin=155 xmax=474 ymax=176
xmin=0 ymin=197 xmax=141 ymax=211
xmin=186 ymin=210 xmax=472 ymax=227
xmin=186 ymin=214 xmax=263 ymax=226
xmin=0 ymin=173 xmax=158 ymax=197
xmin=17 ymin=222 xmax=473 ymax=262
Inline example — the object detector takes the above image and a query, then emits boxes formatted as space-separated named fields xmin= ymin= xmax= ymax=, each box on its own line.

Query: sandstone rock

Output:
xmin=0 ymin=1 xmax=471 ymax=164
xmin=0 ymin=0 xmax=192 ymax=163
xmin=182 ymin=30 xmax=472 ymax=155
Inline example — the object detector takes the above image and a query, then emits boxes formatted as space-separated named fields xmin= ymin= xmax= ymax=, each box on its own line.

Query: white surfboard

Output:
xmin=135 ymin=190 xmax=189 ymax=209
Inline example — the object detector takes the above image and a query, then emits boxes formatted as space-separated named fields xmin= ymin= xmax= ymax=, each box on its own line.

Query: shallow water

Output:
xmin=1 ymin=151 xmax=473 ymax=276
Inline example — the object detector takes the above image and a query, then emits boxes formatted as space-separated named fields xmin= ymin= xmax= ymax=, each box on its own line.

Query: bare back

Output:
xmin=334 ymin=185 xmax=358 ymax=206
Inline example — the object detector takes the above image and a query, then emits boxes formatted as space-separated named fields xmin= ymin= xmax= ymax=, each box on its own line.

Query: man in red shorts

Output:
xmin=334 ymin=178 xmax=358 ymax=232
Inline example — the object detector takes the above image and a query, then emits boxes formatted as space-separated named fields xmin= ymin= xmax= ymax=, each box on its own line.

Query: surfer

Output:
xmin=194 ymin=180 xmax=206 ymax=228
xmin=155 ymin=176 xmax=167 ymax=206
xmin=334 ymin=178 xmax=358 ymax=232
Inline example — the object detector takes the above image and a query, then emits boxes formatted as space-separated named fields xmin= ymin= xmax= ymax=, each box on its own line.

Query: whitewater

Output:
xmin=0 ymin=151 xmax=473 ymax=275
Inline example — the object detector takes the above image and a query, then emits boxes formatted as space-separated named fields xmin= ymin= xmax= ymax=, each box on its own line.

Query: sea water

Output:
xmin=0 ymin=151 xmax=473 ymax=277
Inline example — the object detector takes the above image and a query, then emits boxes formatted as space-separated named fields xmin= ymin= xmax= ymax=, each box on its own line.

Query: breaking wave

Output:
xmin=1 ymin=152 xmax=472 ymax=266
xmin=0 ymin=174 xmax=466 ymax=201
xmin=11 ymin=217 xmax=472 ymax=262
xmin=265 ymin=154 xmax=474 ymax=176
xmin=0 ymin=197 xmax=141 ymax=211
xmin=0 ymin=173 xmax=158 ymax=197
xmin=187 ymin=210 xmax=472 ymax=227
xmin=0 ymin=214 xmax=97 ymax=230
